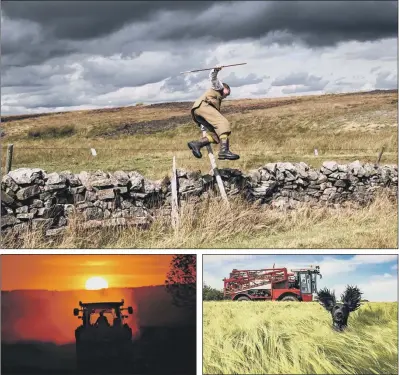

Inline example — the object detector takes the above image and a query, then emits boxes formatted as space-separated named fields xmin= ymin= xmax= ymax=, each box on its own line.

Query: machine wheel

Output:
xmin=236 ymin=296 xmax=251 ymax=302
xmin=280 ymin=295 xmax=299 ymax=302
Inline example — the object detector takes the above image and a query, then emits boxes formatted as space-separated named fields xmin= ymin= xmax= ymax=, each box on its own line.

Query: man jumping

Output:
xmin=188 ymin=65 xmax=239 ymax=160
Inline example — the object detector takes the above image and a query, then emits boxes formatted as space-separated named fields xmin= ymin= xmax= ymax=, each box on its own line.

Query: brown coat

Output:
xmin=191 ymin=88 xmax=231 ymax=138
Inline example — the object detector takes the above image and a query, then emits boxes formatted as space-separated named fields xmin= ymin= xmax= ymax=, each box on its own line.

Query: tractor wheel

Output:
xmin=236 ymin=296 xmax=251 ymax=302
xmin=280 ymin=295 xmax=299 ymax=302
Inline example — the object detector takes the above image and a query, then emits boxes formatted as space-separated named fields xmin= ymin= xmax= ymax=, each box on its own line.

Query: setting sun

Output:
xmin=85 ymin=276 xmax=109 ymax=290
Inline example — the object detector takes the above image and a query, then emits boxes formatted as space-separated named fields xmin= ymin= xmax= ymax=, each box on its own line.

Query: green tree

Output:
xmin=203 ymin=283 xmax=225 ymax=301
xmin=165 ymin=255 xmax=196 ymax=310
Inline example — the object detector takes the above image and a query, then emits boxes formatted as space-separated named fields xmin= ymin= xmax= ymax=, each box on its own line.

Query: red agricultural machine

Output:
xmin=223 ymin=265 xmax=322 ymax=302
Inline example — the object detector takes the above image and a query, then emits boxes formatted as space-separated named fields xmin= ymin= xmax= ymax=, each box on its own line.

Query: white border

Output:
xmin=1 ymin=248 xmax=398 ymax=375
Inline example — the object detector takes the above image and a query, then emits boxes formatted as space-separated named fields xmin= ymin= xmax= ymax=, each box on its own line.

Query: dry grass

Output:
xmin=203 ymin=301 xmax=398 ymax=374
xmin=27 ymin=124 xmax=76 ymax=139
xmin=1 ymin=91 xmax=397 ymax=178
xmin=2 ymin=193 xmax=397 ymax=249
xmin=1 ymin=91 xmax=397 ymax=249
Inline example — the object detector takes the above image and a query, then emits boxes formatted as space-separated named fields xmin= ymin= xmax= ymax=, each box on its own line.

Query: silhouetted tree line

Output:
xmin=165 ymin=255 xmax=196 ymax=310
xmin=203 ymin=283 xmax=228 ymax=301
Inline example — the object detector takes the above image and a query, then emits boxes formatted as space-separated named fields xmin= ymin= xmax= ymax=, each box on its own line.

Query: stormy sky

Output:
xmin=1 ymin=1 xmax=398 ymax=115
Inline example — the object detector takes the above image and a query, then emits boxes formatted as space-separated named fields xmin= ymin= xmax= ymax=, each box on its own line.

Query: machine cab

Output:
xmin=297 ymin=267 xmax=321 ymax=301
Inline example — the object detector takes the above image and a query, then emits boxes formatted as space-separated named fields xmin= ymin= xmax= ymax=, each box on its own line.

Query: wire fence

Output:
xmin=1 ymin=143 xmax=396 ymax=177
xmin=1 ymin=145 xmax=396 ymax=152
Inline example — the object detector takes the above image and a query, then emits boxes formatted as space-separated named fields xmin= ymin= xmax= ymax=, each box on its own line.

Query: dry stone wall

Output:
xmin=1 ymin=161 xmax=397 ymax=236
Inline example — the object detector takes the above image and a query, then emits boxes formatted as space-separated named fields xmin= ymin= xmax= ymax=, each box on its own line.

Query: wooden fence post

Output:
xmin=5 ymin=144 xmax=14 ymax=174
xmin=171 ymin=156 xmax=180 ymax=231
xmin=201 ymin=126 xmax=229 ymax=206
xmin=376 ymin=147 xmax=385 ymax=166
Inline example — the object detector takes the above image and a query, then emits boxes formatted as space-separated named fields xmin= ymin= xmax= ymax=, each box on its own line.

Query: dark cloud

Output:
xmin=2 ymin=1 xmax=216 ymax=40
xmin=341 ymin=39 xmax=397 ymax=62
xmin=251 ymin=86 xmax=271 ymax=96
xmin=222 ymin=72 xmax=267 ymax=87
xmin=2 ymin=63 xmax=76 ymax=88
xmin=1 ymin=1 xmax=397 ymax=114
xmin=375 ymin=71 xmax=397 ymax=89
xmin=161 ymin=76 xmax=189 ymax=93
xmin=273 ymin=72 xmax=329 ymax=94
xmin=272 ymin=72 xmax=328 ymax=88
xmin=282 ymin=83 xmax=329 ymax=94
xmin=370 ymin=66 xmax=381 ymax=74
xmin=3 ymin=1 xmax=397 ymax=50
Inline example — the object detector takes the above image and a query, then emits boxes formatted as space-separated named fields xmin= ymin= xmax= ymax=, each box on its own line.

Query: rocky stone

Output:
xmin=71 ymin=186 xmax=86 ymax=194
xmin=60 ymin=171 xmax=81 ymax=186
xmin=322 ymin=161 xmax=338 ymax=172
xmin=122 ymin=200 xmax=133 ymax=209
xmin=85 ymin=190 xmax=97 ymax=202
xmin=96 ymin=188 xmax=115 ymax=200
xmin=16 ymin=205 xmax=29 ymax=214
xmin=37 ymin=205 xmax=64 ymax=219
xmin=113 ymin=171 xmax=130 ymax=186
xmin=17 ymin=213 xmax=35 ymax=220
xmin=76 ymin=202 xmax=94 ymax=210
xmin=44 ymin=183 xmax=67 ymax=192
xmin=73 ymin=193 xmax=86 ymax=203
xmin=263 ymin=163 xmax=277 ymax=174
xmin=16 ymin=185 xmax=41 ymax=201
xmin=57 ymin=216 xmax=68 ymax=227
xmin=83 ymin=207 xmax=104 ymax=220
xmin=114 ymin=186 xmax=128 ymax=195
xmin=129 ymin=172 xmax=145 ymax=191
xmin=277 ymin=162 xmax=296 ymax=173
xmin=2 ymin=175 xmax=19 ymax=192
xmin=334 ymin=180 xmax=347 ymax=188
xmin=308 ymin=171 xmax=319 ymax=181
xmin=46 ymin=227 xmax=66 ymax=236
xmin=284 ymin=171 xmax=296 ymax=182
xmin=31 ymin=199 xmax=44 ymax=208
xmin=90 ymin=178 xmax=117 ymax=189
xmin=46 ymin=172 xmax=67 ymax=185
xmin=8 ymin=168 xmax=44 ymax=184
xmin=1 ymin=190 xmax=18 ymax=206
xmin=1 ymin=162 xmax=397 ymax=233
xmin=1 ymin=215 xmax=21 ymax=228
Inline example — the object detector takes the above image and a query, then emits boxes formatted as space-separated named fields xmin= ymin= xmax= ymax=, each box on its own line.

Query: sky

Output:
xmin=0 ymin=255 xmax=173 ymax=290
xmin=203 ymin=254 xmax=398 ymax=302
xmin=1 ymin=1 xmax=397 ymax=116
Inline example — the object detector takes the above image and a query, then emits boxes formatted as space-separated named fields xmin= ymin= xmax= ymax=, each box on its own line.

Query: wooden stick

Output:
xmin=171 ymin=156 xmax=180 ymax=231
xmin=6 ymin=144 xmax=14 ymax=174
xmin=376 ymin=147 xmax=385 ymax=166
xmin=201 ymin=126 xmax=229 ymax=206
xmin=180 ymin=63 xmax=247 ymax=74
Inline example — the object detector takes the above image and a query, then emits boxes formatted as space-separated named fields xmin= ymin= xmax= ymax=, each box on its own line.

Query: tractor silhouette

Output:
xmin=73 ymin=299 xmax=134 ymax=372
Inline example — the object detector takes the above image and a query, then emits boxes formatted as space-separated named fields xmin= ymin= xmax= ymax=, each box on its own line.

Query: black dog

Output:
xmin=317 ymin=285 xmax=362 ymax=331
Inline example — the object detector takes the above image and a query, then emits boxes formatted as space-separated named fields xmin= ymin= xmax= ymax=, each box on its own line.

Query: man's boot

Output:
xmin=218 ymin=137 xmax=240 ymax=160
xmin=188 ymin=137 xmax=211 ymax=159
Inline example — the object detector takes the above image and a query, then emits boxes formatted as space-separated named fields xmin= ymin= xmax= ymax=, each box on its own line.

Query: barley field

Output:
xmin=203 ymin=301 xmax=398 ymax=375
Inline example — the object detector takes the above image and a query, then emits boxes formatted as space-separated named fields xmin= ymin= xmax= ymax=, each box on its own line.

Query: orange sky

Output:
xmin=1 ymin=255 xmax=173 ymax=291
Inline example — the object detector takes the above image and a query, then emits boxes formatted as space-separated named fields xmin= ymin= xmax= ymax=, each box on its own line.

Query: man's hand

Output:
xmin=214 ymin=64 xmax=223 ymax=72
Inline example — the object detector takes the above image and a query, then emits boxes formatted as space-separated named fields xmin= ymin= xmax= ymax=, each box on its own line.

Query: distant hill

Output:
xmin=1 ymin=285 xmax=195 ymax=344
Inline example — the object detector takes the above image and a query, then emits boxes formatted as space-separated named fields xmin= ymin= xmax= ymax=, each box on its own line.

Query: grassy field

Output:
xmin=1 ymin=90 xmax=397 ymax=248
xmin=1 ymin=91 xmax=397 ymax=178
xmin=203 ymin=301 xmax=398 ymax=375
